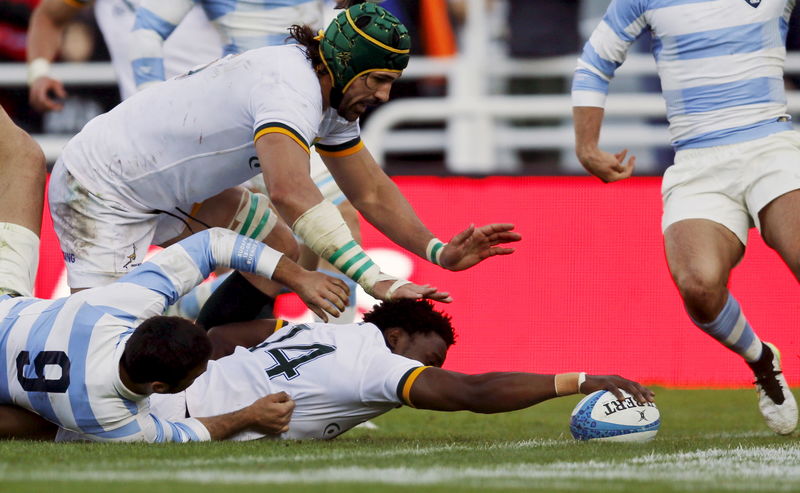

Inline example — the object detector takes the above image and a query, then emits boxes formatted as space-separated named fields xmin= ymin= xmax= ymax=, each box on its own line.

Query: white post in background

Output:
xmin=446 ymin=0 xmax=495 ymax=173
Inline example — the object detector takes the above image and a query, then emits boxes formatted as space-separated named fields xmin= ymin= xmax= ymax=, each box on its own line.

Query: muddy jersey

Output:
xmin=151 ymin=322 xmax=425 ymax=440
xmin=58 ymin=44 xmax=360 ymax=212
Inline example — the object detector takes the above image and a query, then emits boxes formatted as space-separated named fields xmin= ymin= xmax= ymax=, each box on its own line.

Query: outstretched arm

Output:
xmin=117 ymin=228 xmax=345 ymax=320
xmin=129 ymin=0 xmax=195 ymax=91
xmin=258 ymin=134 xmax=451 ymax=303
xmin=406 ymin=367 xmax=654 ymax=413
xmin=26 ymin=0 xmax=80 ymax=112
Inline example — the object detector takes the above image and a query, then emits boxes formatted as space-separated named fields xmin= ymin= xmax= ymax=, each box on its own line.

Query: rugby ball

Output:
xmin=570 ymin=390 xmax=660 ymax=442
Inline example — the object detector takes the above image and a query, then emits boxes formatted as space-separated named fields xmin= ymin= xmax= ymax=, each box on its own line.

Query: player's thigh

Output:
xmin=0 ymin=405 xmax=57 ymax=440
xmin=758 ymin=189 xmax=800 ymax=275
xmin=49 ymin=164 xmax=157 ymax=288
xmin=663 ymin=219 xmax=744 ymax=290
xmin=0 ymin=110 xmax=45 ymax=232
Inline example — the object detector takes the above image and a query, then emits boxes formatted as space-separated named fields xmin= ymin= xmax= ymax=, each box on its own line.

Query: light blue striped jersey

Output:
xmin=572 ymin=0 xmax=796 ymax=150
xmin=0 ymin=228 xmax=280 ymax=442
xmin=130 ymin=0 xmax=326 ymax=89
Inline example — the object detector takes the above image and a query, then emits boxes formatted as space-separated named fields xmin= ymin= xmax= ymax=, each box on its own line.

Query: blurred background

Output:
xmin=3 ymin=0 xmax=800 ymax=386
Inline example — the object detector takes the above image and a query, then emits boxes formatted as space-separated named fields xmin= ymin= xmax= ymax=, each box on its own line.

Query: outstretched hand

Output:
xmin=438 ymin=223 xmax=521 ymax=272
xmin=288 ymin=270 xmax=350 ymax=322
xmin=581 ymin=374 xmax=655 ymax=404
xmin=372 ymin=278 xmax=452 ymax=303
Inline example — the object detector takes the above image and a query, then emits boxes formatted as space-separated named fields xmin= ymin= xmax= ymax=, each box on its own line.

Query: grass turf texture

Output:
xmin=1 ymin=388 xmax=798 ymax=493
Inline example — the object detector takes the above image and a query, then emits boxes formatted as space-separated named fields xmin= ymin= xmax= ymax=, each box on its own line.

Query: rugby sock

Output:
xmin=690 ymin=293 xmax=763 ymax=362
xmin=196 ymin=271 xmax=274 ymax=330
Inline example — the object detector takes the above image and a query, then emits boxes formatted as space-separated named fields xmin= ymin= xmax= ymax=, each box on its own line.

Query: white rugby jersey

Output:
xmin=64 ymin=0 xmax=222 ymax=100
xmin=0 ymin=228 xmax=281 ymax=442
xmin=59 ymin=45 xmax=360 ymax=212
xmin=572 ymin=0 xmax=796 ymax=150
xmin=150 ymin=321 xmax=427 ymax=440
xmin=130 ymin=0 xmax=327 ymax=89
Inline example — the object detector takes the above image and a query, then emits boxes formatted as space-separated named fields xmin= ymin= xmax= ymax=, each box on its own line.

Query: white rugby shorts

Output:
xmin=48 ymin=162 xmax=190 ymax=289
xmin=661 ymin=130 xmax=800 ymax=245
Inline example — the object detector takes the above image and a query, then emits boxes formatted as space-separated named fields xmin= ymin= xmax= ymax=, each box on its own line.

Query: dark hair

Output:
xmin=288 ymin=25 xmax=326 ymax=75
xmin=335 ymin=0 xmax=372 ymax=8
xmin=362 ymin=300 xmax=456 ymax=346
xmin=121 ymin=316 xmax=212 ymax=386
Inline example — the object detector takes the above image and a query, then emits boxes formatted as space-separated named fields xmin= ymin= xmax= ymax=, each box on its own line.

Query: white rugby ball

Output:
xmin=570 ymin=390 xmax=660 ymax=442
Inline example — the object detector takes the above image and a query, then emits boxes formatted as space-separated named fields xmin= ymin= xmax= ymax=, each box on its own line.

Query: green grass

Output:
xmin=1 ymin=388 xmax=798 ymax=493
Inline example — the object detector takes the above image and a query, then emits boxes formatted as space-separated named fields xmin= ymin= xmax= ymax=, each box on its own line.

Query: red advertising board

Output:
xmin=34 ymin=176 xmax=799 ymax=387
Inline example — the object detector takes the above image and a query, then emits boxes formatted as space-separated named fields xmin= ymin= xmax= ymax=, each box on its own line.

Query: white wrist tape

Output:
xmin=554 ymin=372 xmax=583 ymax=396
xmin=376 ymin=272 xmax=411 ymax=300
xmin=0 ymin=223 xmax=40 ymax=297
xmin=292 ymin=200 xmax=381 ymax=294
xmin=229 ymin=191 xmax=277 ymax=242
xmin=577 ymin=372 xmax=587 ymax=393
xmin=425 ymin=238 xmax=446 ymax=266
xmin=208 ymin=227 xmax=282 ymax=279
xmin=27 ymin=58 xmax=51 ymax=86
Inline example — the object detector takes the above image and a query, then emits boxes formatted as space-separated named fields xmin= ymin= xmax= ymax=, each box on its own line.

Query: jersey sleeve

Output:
xmin=358 ymin=346 xmax=429 ymax=407
xmin=250 ymin=79 xmax=321 ymax=156
xmin=572 ymin=0 xmax=649 ymax=108
xmin=314 ymin=114 xmax=363 ymax=158
xmin=56 ymin=414 xmax=211 ymax=443
xmin=113 ymin=228 xmax=283 ymax=316
xmin=130 ymin=0 xmax=195 ymax=90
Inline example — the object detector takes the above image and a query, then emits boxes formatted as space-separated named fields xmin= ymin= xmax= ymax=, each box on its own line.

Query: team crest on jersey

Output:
xmin=742 ymin=0 xmax=761 ymax=7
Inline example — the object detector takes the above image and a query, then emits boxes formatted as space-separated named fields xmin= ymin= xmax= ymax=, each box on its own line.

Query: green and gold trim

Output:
xmin=254 ymin=123 xmax=310 ymax=154
xmin=396 ymin=366 xmax=431 ymax=407
xmin=315 ymin=137 xmax=364 ymax=158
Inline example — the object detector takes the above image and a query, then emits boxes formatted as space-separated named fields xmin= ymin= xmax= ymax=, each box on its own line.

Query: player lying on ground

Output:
xmin=135 ymin=300 xmax=654 ymax=441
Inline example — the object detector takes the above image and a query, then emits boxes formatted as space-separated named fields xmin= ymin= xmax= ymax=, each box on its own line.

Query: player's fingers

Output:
xmin=488 ymin=231 xmax=522 ymax=243
xmin=606 ymin=384 xmax=626 ymax=401
xmin=53 ymin=81 xmax=67 ymax=100
xmin=478 ymin=223 xmax=516 ymax=234
xmin=311 ymin=304 xmax=329 ymax=323
xmin=614 ymin=149 xmax=629 ymax=162
xmin=331 ymin=278 xmax=350 ymax=297
xmin=269 ymin=391 xmax=291 ymax=402
xmin=449 ymin=224 xmax=476 ymax=246
xmin=425 ymin=291 xmax=453 ymax=303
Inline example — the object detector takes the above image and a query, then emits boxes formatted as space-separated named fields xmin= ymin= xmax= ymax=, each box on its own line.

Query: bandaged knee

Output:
xmin=292 ymin=200 xmax=384 ymax=295
xmin=229 ymin=191 xmax=277 ymax=242
xmin=0 ymin=223 xmax=39 ymax=297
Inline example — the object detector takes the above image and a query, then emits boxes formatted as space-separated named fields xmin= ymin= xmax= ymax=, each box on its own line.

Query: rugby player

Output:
xmin=572 ymin=0 xmax=798 ymax=434
xmin=137 ymin=299 xmax=655 ymax=441
xmin=27 ymin=0 xmax=221 ymax=111
xmin=47 ymin=3 xmax=520 ymax=311
xmin=128 ymin=0 xmax=363 ymax=324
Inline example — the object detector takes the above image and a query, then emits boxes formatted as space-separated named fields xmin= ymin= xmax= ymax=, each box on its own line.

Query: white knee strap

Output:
xmin=0 ymin=223 xmax=39 ymax=297
xmin=230 ymin=191 xmax=277 ymax=242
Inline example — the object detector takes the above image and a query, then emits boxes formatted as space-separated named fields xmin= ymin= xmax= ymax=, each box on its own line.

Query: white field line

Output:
xmin=2 ymin=444 xmax=800 ymax=490
xmin=56 ymin=439 xmax=573 ymax=469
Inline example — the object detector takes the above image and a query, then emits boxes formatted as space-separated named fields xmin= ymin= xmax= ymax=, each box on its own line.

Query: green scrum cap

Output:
xmin=318 ymin=3 xmax=411 ymax=96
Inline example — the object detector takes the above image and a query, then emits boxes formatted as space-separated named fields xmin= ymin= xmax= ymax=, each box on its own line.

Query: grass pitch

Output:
xmin=1 ymin=388 xmax=798 ymax=493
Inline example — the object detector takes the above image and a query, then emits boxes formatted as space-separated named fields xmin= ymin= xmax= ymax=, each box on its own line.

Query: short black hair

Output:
xmin=121 ymin=316 xmax=212 ymax=386
xmin=362 ymin=299 xmax=456 ymax=346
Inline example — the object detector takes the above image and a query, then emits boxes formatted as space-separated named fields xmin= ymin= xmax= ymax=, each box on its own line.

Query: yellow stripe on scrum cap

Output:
xmin=402 ymin=366 xmax=431 ymax=408
xmin=340 ymin=68 xmax=403 ymax=95
xmin=345 ymin=8 xmax=410 ymax=55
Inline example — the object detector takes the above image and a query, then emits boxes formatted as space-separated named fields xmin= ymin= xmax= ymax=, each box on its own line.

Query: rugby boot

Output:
xmin=747 ymin=342 xmax=798 ymax=435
